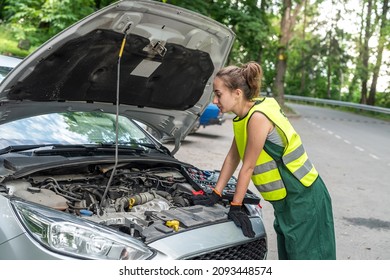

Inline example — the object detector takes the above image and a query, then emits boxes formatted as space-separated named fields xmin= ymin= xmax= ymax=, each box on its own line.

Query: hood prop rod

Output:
xmin=99 ymin=23 xmax=132 ymax=213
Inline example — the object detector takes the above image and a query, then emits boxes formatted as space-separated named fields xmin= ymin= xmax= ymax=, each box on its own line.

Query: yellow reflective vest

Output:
xmin=233 ymin=97 xmax=319 ymax=201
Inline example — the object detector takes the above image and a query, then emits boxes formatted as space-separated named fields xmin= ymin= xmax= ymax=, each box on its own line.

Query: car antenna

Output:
xmin=99 ymin=23 xmax=132 ymax=213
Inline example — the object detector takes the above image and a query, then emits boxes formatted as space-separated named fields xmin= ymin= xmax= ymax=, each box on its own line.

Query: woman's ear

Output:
xmin=234 ymin=88 xmax=243 ymax=99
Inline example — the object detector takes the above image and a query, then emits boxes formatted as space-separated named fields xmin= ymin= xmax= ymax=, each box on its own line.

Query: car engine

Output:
xmin=2 ymin=162 xmax=260 ymax=242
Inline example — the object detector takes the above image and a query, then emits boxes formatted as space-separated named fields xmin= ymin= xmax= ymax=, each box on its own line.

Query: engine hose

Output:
xmin=154 ymin=190 xmax=172 ymax=201
xmin=128 ymin=192 xmax=157 ymax=208
xmin=114 ymin=197 xmax=129 ymax=212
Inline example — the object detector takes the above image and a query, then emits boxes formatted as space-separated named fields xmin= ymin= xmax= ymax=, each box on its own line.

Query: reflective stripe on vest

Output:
xmin=251 ymin=151 xmax=286 ymax=201
xmin=233 ymin=97 xmax=318 ymax=201
xmin=283 ymin=143 xmax=318 ymax=186
xmin=252 ymin=160 xmax=287 ymax=201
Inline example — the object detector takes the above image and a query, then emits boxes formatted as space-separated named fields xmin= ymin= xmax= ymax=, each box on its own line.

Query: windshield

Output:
xmin=0 ymin=111 xmax=153 ymax=149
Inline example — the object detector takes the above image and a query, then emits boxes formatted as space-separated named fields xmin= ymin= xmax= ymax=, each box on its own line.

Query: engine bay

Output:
xmin=1 ymin=161 xmax=260 ymax=242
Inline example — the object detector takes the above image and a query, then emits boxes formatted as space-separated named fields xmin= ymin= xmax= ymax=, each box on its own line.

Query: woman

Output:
xmin=193 ymin=61 xmax=336 ymax=260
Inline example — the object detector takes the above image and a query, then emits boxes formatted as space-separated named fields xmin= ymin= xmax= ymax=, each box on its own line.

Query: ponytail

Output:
xmin=242 ymin=62 xmax=263 ymax=99
xmin=216 ymin=61 xmax=263 ymax=100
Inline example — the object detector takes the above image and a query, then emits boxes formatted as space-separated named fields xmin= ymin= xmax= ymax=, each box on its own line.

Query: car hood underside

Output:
xmin=0 ymin=0 xmax=234 ymax=146
xmin=6 ymin=30 xmax=214 ymax=111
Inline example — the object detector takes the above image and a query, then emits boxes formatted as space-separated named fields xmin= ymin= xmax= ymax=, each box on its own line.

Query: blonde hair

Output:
xmin=216 ymin=61 xmax=263 ymax=100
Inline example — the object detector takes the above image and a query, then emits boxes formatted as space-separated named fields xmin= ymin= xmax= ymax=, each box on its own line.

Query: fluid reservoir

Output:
xmin=6 ymin=180 xmax=69 ymax=211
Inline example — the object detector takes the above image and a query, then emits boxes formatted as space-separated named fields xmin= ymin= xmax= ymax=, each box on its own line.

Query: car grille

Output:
xmin=186 ymin=238 xmax=267 ymax=260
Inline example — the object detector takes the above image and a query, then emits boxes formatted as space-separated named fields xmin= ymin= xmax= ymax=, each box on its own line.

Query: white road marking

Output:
xmin=307 ymin=121 xmax=383 ymax=163
xmin=355 ymin=146 xmax=364 ymax=152
xmin=369 ymin=154 xmax=380 ymax=160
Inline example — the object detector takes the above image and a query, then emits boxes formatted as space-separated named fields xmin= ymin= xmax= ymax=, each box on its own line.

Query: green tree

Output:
xmin=368 ymin=0 xmax=389 ymax=105
xmin=273 ymin=0 xmax=305 ymax=104
xmin=4 ymin=0 xmax=96 ymax=46
xmin=359 ymin=0 xmax=374 ymax=104
xmin=0 ymin=0 xmax=388 ymax=108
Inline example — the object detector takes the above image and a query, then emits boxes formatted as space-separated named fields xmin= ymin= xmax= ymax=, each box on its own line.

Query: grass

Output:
xmin=0 ymin=25 xmax=34 ymax=58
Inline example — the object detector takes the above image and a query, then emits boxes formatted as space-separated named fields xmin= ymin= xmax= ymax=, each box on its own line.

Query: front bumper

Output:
xmin=0 ymin=195 xmax=266 ymax=260
xmin=148 ymin=217 xmax=267 ymax=260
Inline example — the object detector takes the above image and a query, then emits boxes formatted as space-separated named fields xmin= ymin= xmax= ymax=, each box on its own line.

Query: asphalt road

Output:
xmin=168 ymin=103 xmax=390 ymax=260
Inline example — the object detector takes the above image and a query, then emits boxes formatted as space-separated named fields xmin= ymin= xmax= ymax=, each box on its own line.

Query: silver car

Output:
xmin=0 ymin=0 xmax=267 ymax=260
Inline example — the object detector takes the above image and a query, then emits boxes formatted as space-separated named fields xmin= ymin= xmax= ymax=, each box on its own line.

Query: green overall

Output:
xmin=265 ymin=141 xmax=336 ymax=259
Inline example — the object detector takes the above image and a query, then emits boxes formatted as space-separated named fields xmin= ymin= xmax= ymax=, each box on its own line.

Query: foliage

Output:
xmin=0 ymin=0 xmax=388 ymax=108
xmin=0 ymin=24 xmax=32 ymax=56
xmin=3 ymin=0 xmax=96 ymax=46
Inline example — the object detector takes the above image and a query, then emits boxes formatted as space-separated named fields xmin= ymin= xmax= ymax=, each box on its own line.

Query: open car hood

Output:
xmin=0 ymin=0 xmax=234 ymax=152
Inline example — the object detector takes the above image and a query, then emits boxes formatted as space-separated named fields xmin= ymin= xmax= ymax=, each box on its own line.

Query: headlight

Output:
xmin=11 ymin=199 xmax=153 ymax=260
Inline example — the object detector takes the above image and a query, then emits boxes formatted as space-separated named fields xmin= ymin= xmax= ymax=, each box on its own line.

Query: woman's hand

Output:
xmin=192 ymin=189 xmax=222 ymax=206
xmin=228 ymin=204 xmax=255 ymax=238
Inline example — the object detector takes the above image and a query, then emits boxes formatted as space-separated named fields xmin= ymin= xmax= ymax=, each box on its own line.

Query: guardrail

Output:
xmin=284 ymin=94 xmax=390 ymax=115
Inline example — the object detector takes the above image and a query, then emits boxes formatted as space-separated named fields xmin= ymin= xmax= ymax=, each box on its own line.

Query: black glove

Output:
xmin=192 ymin=189 xmax=221 ymax=206
xmin=228 ymin=204 xmax=255 ymax=238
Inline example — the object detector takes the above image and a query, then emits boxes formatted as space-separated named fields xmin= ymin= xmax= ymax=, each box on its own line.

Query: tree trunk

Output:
xmin=273 ymin=0 xmax=304 ymax=105
xmin=299 ymin=0 xmax=307 ymax=95
xmin=348 ymin=4 xmax=365 ymax=102
xmin=360 ymin=0 xmax=373 ymax=105
xmin=368 ymin=0 xmax=388 ymax=105
xmin=275 ymin=47 xmax=288 ymax=102
xmin=327 ymin=58 xmax=332 ymax=99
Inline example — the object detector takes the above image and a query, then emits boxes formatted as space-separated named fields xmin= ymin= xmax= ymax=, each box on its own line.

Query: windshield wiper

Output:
xmin=102 ymin=141 xmax=170 ymax=155
xmin=0 ymin=144 xmax=53 ymax=155
xmin=43 ymin=144 xmax=142 ymax=155
xmin=0 ymin=144 xmax=146 ymax=156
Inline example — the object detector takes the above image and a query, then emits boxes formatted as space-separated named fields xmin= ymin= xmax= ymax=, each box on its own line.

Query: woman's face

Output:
xmin=212 ymin=77 xmax=237 ymax=114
